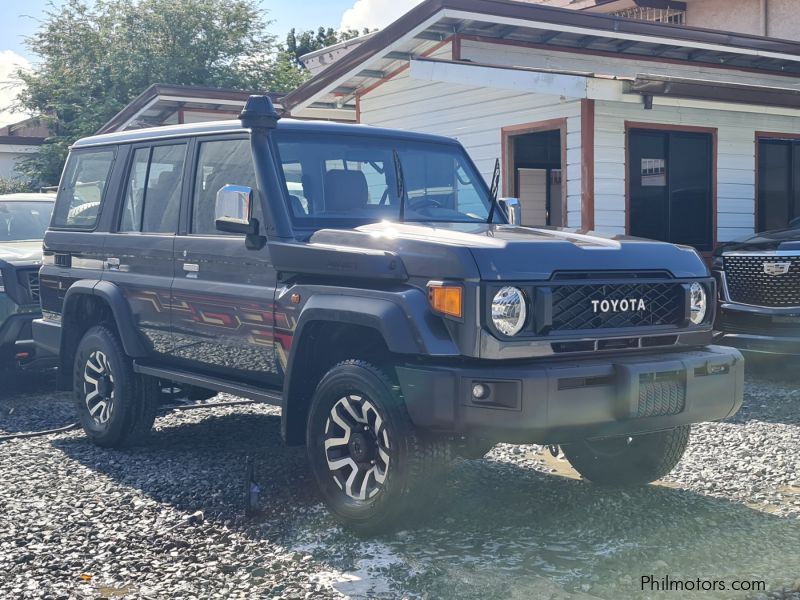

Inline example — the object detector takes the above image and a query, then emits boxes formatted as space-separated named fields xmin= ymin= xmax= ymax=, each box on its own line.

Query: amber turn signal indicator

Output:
xmin=428 ymin=283 xmax=463 ymax=318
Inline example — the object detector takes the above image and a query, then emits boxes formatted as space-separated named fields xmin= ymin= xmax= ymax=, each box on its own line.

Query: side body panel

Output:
xmin=171 ymin=235 xmax=279 ymax=386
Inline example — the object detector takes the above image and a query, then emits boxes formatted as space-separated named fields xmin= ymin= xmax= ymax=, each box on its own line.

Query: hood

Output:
xmin=0 ymin=240 xmax=44 ymax=267
xmin=715 ymin=225 xmax=800 ymax=254
xmin=309 ymin=222 xmax=708 ymax=281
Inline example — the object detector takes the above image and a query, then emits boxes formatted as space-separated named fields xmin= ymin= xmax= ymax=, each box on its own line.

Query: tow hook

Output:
xmin=548 ymin=445 xmax=560 ymax=458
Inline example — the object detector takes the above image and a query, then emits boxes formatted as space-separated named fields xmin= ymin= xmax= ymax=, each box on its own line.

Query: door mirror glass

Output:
xmin=215 ymin=184 xmax=256 ymax=235
xmin=498 ymin=197 xmax=522 ymax=225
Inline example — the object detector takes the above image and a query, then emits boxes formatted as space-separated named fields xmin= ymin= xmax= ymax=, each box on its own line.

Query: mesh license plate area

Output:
xmin=637 ymin=372 xmax=686 ymax=418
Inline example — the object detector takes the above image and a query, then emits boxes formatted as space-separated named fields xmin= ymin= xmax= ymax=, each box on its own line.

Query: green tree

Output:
xmin=284 ymin=27 xmax=372 ymax=67
xmin=14 ymin=0 xmax=307 ymax=185
xmin=0 ymin=178 xmax=34 ymax=195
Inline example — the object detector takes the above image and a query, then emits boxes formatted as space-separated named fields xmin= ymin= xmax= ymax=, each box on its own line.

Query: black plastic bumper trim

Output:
xmin=397 ymin=345 xmax=744 ymax=444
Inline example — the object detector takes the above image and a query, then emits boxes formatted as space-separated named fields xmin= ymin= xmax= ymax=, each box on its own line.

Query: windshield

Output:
xmin=274 ymin=132 xmax=500 ymax=228
xmin=0 ymin=201 xmax=54 ymax=241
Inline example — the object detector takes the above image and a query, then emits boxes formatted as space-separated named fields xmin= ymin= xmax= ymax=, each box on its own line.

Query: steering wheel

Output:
xmin=408 ymin=198 xmax=443 ymax=211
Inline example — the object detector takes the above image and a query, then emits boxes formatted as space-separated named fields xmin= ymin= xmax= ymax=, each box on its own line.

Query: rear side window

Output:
xmin=119 ymin=144 xmax=186 ymax=233
xmin=52 ymin=149 xmax=116 ymax=229
xmin=191 ymin=138 xmax=260 ymax=235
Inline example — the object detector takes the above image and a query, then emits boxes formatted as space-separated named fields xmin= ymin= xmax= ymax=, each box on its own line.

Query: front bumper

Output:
xmin=0 ymin=313 xmax=38 ymax=364
xmin=715 ymin=303 xmax=800 ymax=355
xmin=397 ymin=345 xmax=743 ymax=444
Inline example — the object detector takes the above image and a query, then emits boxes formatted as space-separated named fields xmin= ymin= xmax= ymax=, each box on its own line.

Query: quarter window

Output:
xmin=119 ymin=144 xmax=186 ymax=233
xmin=192 ymin=139 xmax=260 ymax=235
xmin=52 ymin=149 xmax=116 ymax=229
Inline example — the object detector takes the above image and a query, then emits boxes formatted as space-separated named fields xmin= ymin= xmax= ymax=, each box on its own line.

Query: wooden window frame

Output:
xmin=501 ymin=118 xmax=568 ymax=227
xmin=754 ymin=131 xmax=800 ymax=233
xmin=625 ymin=121 xmax=718 ymax=255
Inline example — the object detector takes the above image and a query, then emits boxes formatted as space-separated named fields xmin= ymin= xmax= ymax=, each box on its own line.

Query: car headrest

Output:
xmin=323 ymin=169 xmax=368 ymax=213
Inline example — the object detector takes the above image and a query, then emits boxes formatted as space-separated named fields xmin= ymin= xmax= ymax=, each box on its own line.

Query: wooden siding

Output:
xmin=359 ymin=37 xmax=800 ymax=242
xmin=460 ymin=38 xmax=800 ymax=241
xmin=358 ymin=69 xmax=584 ymax=226
xmin=596 ymin=100 xmax=800 ymax=241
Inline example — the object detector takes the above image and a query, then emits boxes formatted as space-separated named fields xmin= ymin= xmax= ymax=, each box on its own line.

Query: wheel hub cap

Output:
xmin=324 ymin=394 xmax=390 ymax=501
xmin=83 ymin=350 xmax=115 ymax=426
xmin=348 ymin=432 xmax=375 ymax=463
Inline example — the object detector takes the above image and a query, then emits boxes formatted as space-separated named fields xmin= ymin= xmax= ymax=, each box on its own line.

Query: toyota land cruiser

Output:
xmin=35 ymin=96 xmax=743 ymax=533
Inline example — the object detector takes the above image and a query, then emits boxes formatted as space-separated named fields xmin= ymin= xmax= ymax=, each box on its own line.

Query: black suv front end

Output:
xmin=395 ymin=265 xmax=740 ymax=444
xmin=0 ymin=263 xmax=43 ymax=366
xmin=713 ymin=227 xmax=800 ymax=355
xmin=0 ymin=194 xmax=55 ymax=368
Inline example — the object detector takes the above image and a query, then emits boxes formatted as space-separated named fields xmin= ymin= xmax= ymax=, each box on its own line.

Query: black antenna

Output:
xmin=394 ymin=150 xmax=407 ymax=222
xmin=487 ymin=157 xmax=501 ymax=223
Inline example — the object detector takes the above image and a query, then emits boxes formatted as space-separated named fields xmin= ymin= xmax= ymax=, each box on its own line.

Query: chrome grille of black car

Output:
xmin=723 ymin=255 xmax=800 ymax=307
xmin=550 ymin=282 xmax=685 ymax=331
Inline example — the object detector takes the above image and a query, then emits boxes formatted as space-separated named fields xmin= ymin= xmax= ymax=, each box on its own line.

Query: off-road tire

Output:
xmin=561 ymin=426 xmax=690 ymax=487
xmin=454 ymin=437 xmax=495 ymax=460
xmin=73 ymin=325 xmax=158 ymax=448
xmin=306 ymin=360 xmax=451 ymax=535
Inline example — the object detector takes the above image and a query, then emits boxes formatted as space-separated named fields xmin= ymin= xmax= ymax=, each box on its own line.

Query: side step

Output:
xmin=133 ymin=362 xmax=283 ymax=405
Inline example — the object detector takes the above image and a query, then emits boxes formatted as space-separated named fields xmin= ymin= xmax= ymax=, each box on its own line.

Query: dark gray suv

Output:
xmin=35 ymin=96 xmax=743 ymax=533
xmin=0 ymin=192 xmax=54 ymax=369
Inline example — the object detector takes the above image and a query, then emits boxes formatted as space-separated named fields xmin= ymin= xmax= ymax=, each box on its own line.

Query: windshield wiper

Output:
xmin=486 ymin=157 xmax=501 ymax=224
xmin=393 ymin=149 xmax=407 ymax=222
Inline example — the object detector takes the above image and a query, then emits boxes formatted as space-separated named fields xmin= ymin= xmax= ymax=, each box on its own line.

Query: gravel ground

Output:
xmin=0 ymin=364 xmax=798 ymax=600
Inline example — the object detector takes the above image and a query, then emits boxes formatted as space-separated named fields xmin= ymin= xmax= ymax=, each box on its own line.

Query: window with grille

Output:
xmin=610 ymin=7 xmax=686 ymax=25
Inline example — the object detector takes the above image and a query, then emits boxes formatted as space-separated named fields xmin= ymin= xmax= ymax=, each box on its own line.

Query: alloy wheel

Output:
xmin=83 ymin=350 xmax=115 ymax=425
xmin=323 ymin=394 xmax=390 ymax=501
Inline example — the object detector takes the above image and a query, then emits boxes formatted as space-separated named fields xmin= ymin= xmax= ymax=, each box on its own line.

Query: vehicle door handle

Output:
xmin=183 ymin=263 xmax=200 ymax=278
xmin=107 ymin=257 xmax=120 ymax=270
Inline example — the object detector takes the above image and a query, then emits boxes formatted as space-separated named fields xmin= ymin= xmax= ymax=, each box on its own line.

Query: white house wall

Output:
xmin=594 ymin=99 xmax=800 ymax=242
xmin=458 ymin=38 xmax=800 ymax=239
xmin=0 ymin=146 xmax=38 ymax=180
xmin=358 ymin=69 xmax=585 ymax=226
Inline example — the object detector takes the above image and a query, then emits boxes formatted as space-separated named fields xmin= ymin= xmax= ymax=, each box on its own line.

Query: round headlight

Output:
xmin=491 ymin=286 xmax=527 ymax=336
xmin=689 ymin=282 xmax=707 ymax=325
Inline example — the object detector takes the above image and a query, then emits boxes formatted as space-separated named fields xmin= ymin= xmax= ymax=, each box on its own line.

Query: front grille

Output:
xmin=550 ymin=282 xmax=685 ymax=332
xmin=724 ymin=255 xmax=800 ymax=307
xmin=637 ymin=373 xmax=685 ymax=418
xmin=26 ymin=271 xmax=40 ymax=303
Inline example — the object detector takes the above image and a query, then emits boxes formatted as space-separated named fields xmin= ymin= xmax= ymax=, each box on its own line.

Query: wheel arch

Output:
xmin=60 ymin=280 xmax=148 ymax=378
xmin=281 ymin=295 xmax=426 ymax=446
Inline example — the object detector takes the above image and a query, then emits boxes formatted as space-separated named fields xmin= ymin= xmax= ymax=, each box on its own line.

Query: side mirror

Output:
xmin=498 ymin=197 xmax=522 ymax=225
xmin=215 ymin=184 xmax=257 ymax=235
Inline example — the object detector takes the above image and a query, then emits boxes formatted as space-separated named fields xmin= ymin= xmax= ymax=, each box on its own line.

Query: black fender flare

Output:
xmin=62 ymin=280 xmax=149 ymax=357
xmin=280 ymin=290 xmax=459 ymax=443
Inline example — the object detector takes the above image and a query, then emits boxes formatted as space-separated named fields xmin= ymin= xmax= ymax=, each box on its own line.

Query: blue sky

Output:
xmin=0 ymin=0 xmax=422 ymax=125
xmin=0 ymin=0 xmax=358 ymax=60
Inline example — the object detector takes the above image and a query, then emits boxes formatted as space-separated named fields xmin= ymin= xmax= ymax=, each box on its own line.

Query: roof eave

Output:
xmin=282 ymin=0 xmax=800 ymax=114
